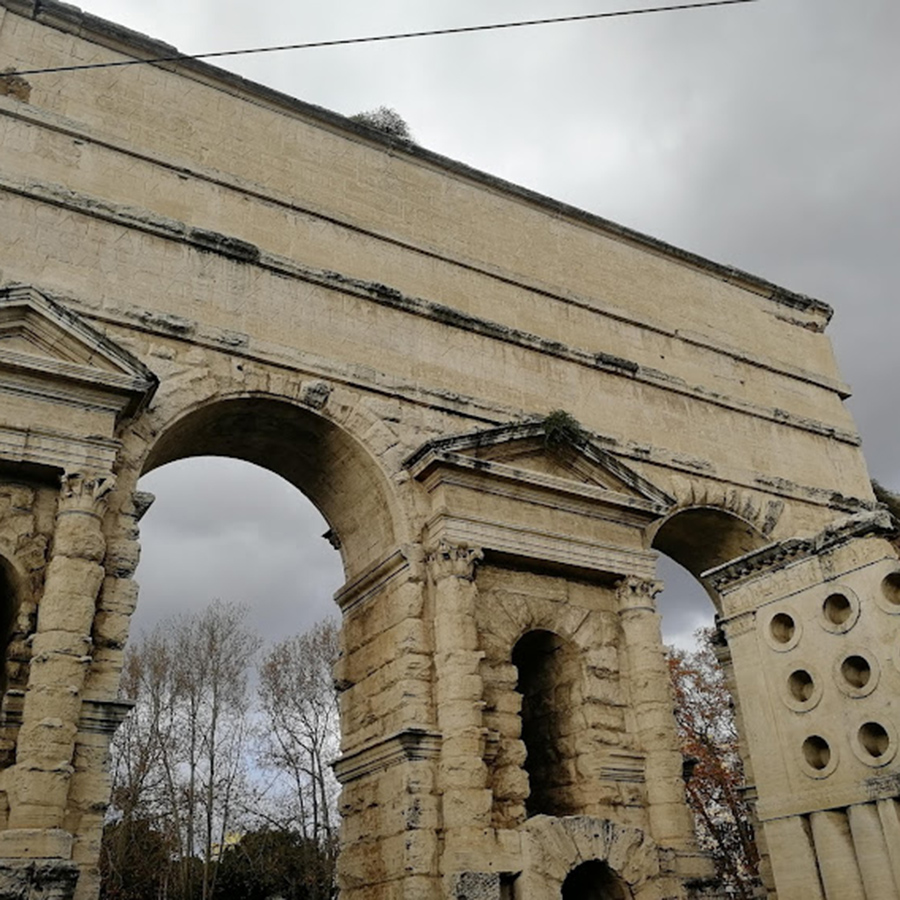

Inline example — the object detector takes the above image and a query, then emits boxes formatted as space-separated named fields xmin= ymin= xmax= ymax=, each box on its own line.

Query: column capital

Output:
xmin=616 ymin=575 xmax=664 ymax=612
xmin=427 ymin=541 xmax=484 ymax=583
xmin=57 ymin=471 xmax=116 ymax=518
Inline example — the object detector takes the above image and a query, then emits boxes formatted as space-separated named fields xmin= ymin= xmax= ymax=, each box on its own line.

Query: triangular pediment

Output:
xmin=0 ymin=284 xmax=157 ymax=416
xmin=405 ymin=421 xmax=674 ymax=511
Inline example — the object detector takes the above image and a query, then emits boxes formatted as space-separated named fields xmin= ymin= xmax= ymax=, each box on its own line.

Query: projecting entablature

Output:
xmin=405 ymin=421 xmax=674 ymax=580
xmin=0 ymin=284 xmax=157 ymax=473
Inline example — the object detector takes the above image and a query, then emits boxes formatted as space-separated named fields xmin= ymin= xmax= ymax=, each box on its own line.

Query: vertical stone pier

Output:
xmin=0 ymin=472 xmax=114 ymax=896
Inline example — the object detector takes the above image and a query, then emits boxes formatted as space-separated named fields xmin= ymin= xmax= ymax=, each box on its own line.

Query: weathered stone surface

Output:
xmin=0 ymin=858 xmax=79 ymax=900
xmin=0 ymin=4 xmax=896 ymax=899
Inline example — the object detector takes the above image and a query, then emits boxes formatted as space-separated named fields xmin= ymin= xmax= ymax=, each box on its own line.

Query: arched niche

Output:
xmin=513 ymin=629 xmax=580 ymax=818
xmin=142 ymin=396 xmax=402 ymax=578
xmin=0 ymin=555 xmax=22 ymax=697
xmin=562 ymin=860 xmax=633 ymax=900
xmin=649 ymin=507 xmax=770 ymax=611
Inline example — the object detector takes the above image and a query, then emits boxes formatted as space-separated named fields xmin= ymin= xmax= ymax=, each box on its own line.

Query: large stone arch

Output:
xmin=138 ymin=391 xmax=408 ymax=577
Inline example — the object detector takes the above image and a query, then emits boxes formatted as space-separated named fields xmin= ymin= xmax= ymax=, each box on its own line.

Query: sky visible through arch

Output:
xmin=53 ymin=0 xmax=897 ymax=647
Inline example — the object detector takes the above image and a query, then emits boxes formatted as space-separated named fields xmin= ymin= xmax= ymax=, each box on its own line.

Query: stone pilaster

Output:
xmin=616 ymin=575 xmax=695 ymax=852
xmin=2 ymin=471 xmax=113 ymax=854
xmin=426 ymin=542 xmax=491 ymax=876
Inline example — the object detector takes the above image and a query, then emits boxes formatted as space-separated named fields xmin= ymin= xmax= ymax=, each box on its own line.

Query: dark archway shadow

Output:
xmin=651 ymin=507 xmax=771 ymax=613
xmin=512 ymin=629 xmax=580 ymax=818
xmin=561 ymin=860 xmax=632 ymax=900
xmin=0 ymin=559 xmax=18 ymax=697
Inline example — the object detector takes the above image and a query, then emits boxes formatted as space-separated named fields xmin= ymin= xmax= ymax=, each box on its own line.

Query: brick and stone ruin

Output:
xmin=0 ymin=2 xmax=897 ymax=898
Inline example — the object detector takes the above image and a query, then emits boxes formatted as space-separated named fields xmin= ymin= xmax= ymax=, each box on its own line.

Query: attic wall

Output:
xmin=0 ymin=1 xmax=875 ymax=511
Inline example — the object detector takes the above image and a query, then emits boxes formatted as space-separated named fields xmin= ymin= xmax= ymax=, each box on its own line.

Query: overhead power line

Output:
xmin=3 ymin=0 xmax=759 ymax=78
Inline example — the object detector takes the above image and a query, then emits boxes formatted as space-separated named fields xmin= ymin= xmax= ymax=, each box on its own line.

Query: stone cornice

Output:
xmin=705 ymin=510 xmax=896 ymax=592
xmin=0 ymin=173 xmax=859 ymax=445
xmin=332 ymin=728 xmax=442 ymax=784
xmin=405 ymin=422 xmax=675 ymax=509
xmin=0 ymin=284 xmax=158 ymax=420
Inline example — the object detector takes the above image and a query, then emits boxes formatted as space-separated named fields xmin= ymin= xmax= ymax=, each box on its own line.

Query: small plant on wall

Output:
xmin=540 ymin=410 xmax=587 ymax=449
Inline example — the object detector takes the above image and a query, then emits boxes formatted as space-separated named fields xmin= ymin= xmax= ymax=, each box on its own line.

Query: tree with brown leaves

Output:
xmin=667 ymin=629 xmax=761 ymax=899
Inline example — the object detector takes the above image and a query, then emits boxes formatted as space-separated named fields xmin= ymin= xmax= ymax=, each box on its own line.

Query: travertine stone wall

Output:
xmin=0 ymin=3 xmax=897 ymax=899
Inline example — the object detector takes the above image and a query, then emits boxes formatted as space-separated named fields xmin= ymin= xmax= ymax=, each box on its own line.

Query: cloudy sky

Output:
xmin=52 ymin=0 xmax=898 ymax=647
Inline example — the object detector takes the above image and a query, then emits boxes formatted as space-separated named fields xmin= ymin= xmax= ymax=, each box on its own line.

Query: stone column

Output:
xmin=426 ymin=542 xmax=492 ymax=879
xmin=616 ymin=576 xmax=695 ymax=851
xmin=2 ymin=471 xmax=114 ymax=854
xmin=809 ymin=810 xmax=865 ymax=900
xmin=877 ymin=799 xmax=900 ymax=895
xmin=763 ymin=816 xmax=824 ymax=900
xmin=847 ymin=802 xmax=899 ymax=900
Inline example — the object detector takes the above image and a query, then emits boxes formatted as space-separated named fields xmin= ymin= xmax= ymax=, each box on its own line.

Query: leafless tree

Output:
xmin=257 ymin=618 xmax=341 ymax=847
xmin=104 ymin=601 xmax=261 ymax=900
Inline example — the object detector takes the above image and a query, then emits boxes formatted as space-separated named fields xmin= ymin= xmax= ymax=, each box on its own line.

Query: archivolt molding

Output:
xmin=658 ymin=481 xmax=785 ymax=540
xmin=474 ymin=580 xmax=607 ymax=668
xmin=520 ymin=815 xmax=660 ymax=895
xmin=111 ymin=354 xmax=417 ymax=575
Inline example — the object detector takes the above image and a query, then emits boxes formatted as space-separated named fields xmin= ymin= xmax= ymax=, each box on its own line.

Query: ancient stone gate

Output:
xmin=0 ymin=3 xmax=898 ymax=899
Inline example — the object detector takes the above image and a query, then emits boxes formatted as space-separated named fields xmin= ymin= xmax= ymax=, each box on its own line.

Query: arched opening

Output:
xmin=0 ymin=557 xmax=19 ymax=697
xmin=649 ymin=505 xmax=771 ymax=643
xmin=561 ymin=860 xmax=632 ymax=900
xmin=143 ymin=395 xmax=401 ymax=576
xmin=133 ymin=457 xmax=344 ymax=641
xmin=512 ymin=629 xmax=579 ymax=818
xmin=652 ymin=507 xmax=768 ymax=602
xmin=104 ymin=396 xmax=403 ymax=900
xmin=648 ymin=507 xmax=770 ymax=896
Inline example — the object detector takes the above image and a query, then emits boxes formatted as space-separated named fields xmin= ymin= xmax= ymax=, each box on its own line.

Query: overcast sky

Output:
xmin=53 ymin=0 xmax=898 ymax=647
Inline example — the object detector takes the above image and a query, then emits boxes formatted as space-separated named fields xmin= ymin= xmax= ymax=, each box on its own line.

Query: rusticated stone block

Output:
xmin=96 ymin=577 xmax=138 ymax=615
xmin=52 ymin=517 xmax=105 ymax=563
xmin=0 ymin=859 xmax=79 ymax=900
xmin=102 ymin=539 xmax=140 ymax=579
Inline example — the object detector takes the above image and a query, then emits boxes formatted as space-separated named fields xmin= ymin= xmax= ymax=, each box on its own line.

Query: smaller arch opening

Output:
xmin=770 ymin=613 xmax=796 ymax=645
xmin=858 ymin=722 xmax=890 ymax=759
xmin=823 ymin=593 xmax=852 ymax=626
xmin=841 ymin=656 xmax=871 ymax=690
xmin=802 ymin=735 xmax=831 ymax=771
xmin=512 ymin=629 xmax=578 ymax=818
xmin=561 ymin=860 xmax=632 ymax=900
xmin=788 ymin=670 xmax=814 ymax=703
xmin=881 ymin=573 xmax=900 ymax=607
xmin=0 ymin=559 xmax=20 ymax=697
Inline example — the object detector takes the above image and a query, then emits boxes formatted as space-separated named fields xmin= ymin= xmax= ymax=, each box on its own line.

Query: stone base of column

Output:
xmin=0 ymin=858 xmax=79 ymax=899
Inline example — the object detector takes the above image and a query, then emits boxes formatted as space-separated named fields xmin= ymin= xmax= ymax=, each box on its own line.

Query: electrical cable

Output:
xmin=2 ymin=0 xmax=759 ymax=79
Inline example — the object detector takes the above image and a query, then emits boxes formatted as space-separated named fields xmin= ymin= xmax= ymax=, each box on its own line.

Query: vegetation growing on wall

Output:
xmin=540 ymin=409 xmax=587 ymax=448
xmin=349 ymin=106 xmax=413 ymax=140
xmin=872 ymin=479 xmax=900 ymax=523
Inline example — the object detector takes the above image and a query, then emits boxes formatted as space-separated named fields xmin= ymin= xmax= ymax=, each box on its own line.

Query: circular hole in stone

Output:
xmin=770 ymin=613 xmax=796 ymax=644
xmin=858 ymin=722 xmax=890 ymax=759
xmin=823 ymin=593 xmax=852 ymax=626
xmin=802 ymin=735 xmax=831 ymax=770
xmin=788 ymin=670 xmax=815 ymax=702
xmin=882 ymin=573 xmax=900 ymax=607
xmin=841 ymin=655 xmax=872 ymax=690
